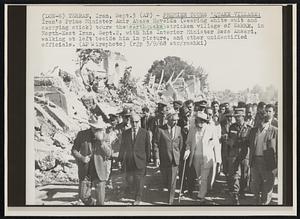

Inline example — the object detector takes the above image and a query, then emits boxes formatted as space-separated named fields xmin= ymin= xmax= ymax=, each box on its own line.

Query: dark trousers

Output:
xmin=160 ymin=165 xmax=178 ymax=204
xmin=179 ymin=157 xmax=197 ymax=193
xmin=186 ymin=165 xmax=197 ymax=193
xmin=221 ymin=142 xmax=229 ymax=174
xmin=250 ymin=157 xmax=275 ymax=205
xmin=228 ymin=157 xmax=250 ymax=195
xmin=126 ymin=168 xmax=146 ymax=201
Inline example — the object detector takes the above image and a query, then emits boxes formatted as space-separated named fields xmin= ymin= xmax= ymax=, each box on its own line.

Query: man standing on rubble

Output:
xmin=118 ymin=113 xmax=151 ymax=205
xmin=72 ymin=116 xmax=112 ymax=205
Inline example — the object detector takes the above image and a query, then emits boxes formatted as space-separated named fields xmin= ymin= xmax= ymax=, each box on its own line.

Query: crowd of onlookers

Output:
xmin=72 ymin=99 xmax=278 ymax=206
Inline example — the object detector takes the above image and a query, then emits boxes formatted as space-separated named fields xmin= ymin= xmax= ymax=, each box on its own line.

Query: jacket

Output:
xmin=118 ymin=127 xmax=151 ymax=170
xmin=71 ymin=129 xmax=112 ymax=181
xmin=249 ymin=124 xmax=278 ymax=171
xmin=186 ymin=123 xmax=215 ymax=169
xmin=153 ymin=124 xmax=183 ymax=167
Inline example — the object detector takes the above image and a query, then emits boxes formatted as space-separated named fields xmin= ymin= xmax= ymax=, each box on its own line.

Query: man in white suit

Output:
xmin=183 ymin=111 xmax=215 ymax=203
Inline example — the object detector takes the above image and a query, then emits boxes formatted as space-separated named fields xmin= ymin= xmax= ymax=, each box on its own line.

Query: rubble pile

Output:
xmin=34 ymin=61 xmax=207 ymax=186
xmin=34 ymin=66 xmax=163 ymax=186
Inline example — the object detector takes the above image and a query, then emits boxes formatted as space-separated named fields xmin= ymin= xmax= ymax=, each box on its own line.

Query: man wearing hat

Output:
xmin=116 ymin=108 xmax=132 ymax=132
xmin=220 ymin=110 xmax=235 ymax=176
xmin=153 ymin=109 xmax=183 ymax=205
xmin=184 ymin=111 xmax=215 ymax=203
xmin=72 ymin=116 xmax=112 ymax=205
xmin=118 ymin=113 xmax=151 ymax=205
xmin=173 ymin=100 xmax=183 ymax=113
xmin=194 ymin=100 xmax=207 ymax=113
xmin=227 ymin=108 xmax=252 ymax=205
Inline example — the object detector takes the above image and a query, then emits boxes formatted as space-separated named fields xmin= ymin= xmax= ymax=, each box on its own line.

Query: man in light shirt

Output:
xmin=249 ymin=107 xmax=278 ymax=205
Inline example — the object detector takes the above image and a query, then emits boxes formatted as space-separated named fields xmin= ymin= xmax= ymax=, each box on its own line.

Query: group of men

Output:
xmin=72 ymin=98 xmax=278 ymax=206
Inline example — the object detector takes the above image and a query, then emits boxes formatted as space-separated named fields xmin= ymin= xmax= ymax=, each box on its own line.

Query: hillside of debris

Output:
xmin=34 ymin=65 xmax=166 ymax=186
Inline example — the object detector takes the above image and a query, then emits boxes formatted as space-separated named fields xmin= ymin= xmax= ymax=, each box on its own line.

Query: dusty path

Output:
xmin=36 ymin=163 xmax=278 ymax=206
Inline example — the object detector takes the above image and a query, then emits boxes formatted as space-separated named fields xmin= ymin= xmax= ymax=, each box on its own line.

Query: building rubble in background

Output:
xmin=34 ymin=70 xmax=162 ymax=186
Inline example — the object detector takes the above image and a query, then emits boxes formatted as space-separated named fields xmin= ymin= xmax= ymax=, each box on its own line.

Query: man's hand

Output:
xmin=183 ymin=150 xmax=190 ymax=160
xmin=155 ymin=159 xmax=160 ymax=167
xmin=272 ymin=168 xmax=278 ymax=177
xmin=81 ymin=155 xmax=91 ymax=164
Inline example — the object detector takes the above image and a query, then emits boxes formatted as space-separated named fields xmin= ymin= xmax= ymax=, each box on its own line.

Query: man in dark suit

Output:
xmin=118 ymin=113 xmax=151 ymax=205
xmin=249 ymin=107 xmax=278 ymax=205
xmin=152 ymin=102 xmax=169 ymax=165
xmin=154 ymin=110 xmax=183 ymax=205
xmin=141 ymin=106 xmax=155 ymax=162
xmin=72 ymin=116 xmax=112 ymax=205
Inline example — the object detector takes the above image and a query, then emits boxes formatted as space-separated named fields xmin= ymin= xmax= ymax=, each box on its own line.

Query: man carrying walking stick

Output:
xmin=184 ymin=111 xmax=215 ymax=203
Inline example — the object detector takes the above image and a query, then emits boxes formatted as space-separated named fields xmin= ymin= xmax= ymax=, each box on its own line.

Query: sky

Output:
xmin=27 ymin=5 xmax=282 ymax=92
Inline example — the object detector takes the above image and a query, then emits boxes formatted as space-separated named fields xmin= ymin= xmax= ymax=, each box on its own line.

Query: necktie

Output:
xmin=133 ymin=129 xmax=137 ymax=142
xmin=170 ymin=127 xmax=173 ymax=139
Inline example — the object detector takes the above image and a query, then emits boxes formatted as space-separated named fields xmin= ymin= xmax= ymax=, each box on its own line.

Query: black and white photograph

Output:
xmin=4 ymin=3 xmax=297 ymax=217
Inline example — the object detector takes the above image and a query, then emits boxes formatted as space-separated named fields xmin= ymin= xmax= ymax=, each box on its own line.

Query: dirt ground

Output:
xmin=35 ymin=163 xmax=278 ymax=206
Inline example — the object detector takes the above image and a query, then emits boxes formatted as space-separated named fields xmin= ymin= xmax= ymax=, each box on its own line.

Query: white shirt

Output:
xmin=255 ymin=123 xmax=270 ymax=156
xmin=132 ymin=127 xmax=139 ymax=141
xmin=167 ymin=124 xmax=176 ymax=139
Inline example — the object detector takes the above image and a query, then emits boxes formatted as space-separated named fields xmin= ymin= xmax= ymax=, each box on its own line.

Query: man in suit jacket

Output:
xmin=154 ymin=110 xmax=183 ymax=205
xmin=118 ymin=113 xmax=151 ymax=205
xmin=72 ymin=116 xmax=112 ymax=205
xmin=141 ymin=106 xmax=155 ymax=162
xmin=249 ymin=108 xmax=278 ymax=205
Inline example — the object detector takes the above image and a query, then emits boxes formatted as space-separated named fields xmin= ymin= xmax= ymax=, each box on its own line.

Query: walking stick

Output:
xmin=178 ymin=158 xmax=187 ymax=203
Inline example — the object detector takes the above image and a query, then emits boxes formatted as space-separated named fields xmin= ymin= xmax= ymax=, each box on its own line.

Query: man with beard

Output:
xmin=72 ymin=116 xmax=112 ymax=205
xmin=184 ymin=111 xmax=215 ymax=203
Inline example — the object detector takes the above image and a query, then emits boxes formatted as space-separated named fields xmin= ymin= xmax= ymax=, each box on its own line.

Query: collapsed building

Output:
xmin=33 ymin=53 xmax=210 ymax=186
